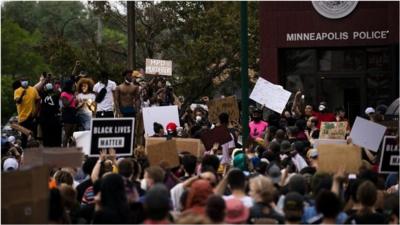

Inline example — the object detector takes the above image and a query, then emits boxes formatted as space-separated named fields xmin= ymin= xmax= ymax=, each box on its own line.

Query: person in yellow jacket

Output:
xmin=14 ymin=77 xmax=40 ymax=148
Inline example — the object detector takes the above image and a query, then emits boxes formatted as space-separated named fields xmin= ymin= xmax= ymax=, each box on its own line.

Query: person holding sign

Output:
xmin=76 ymin=78 xmax=96 ymax=130
xmin=115 ymin=70 xmax=140 ymax=118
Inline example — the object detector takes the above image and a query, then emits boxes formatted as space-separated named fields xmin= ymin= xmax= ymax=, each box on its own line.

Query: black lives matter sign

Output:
xmin=90 ymin=118 xmax=135 ymax=156
xmin=379 ymin=136 xmax=399 ymax=174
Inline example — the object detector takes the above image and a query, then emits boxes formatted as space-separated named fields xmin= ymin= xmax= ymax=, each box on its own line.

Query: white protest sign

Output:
xmin=145 ymin=58 xmax=172 ymax=76
xmin=349 ymin=116 xmax=387 ymax=152
xmin=142 ymin=105 xmax=181 ymax=136
xmin=249 ymin=77 xmax=292 ymax=114
xmin=73 ymin=131 xmax=91 ymax=155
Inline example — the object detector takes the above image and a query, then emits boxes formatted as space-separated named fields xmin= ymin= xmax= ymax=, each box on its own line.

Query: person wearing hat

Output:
xmin=284 ymin=192 xmax=304 ymax=224
xmin=166 ymin=122 xmax=177 ymax=137
xmin=3 ymin=157 xmax=19 ymax=171
xmin=365 ymin=107 xmax=376 ymax=121
xmin=115 ymin=70 xmax=140 ymax=118
xmin=76 ymin=77 xmax=96 ymax=130
xmin=38 ymin=81 xmax=62 ymax=147
xmin=225 ymin=198 xmax=250 ymax=224
xmin=249 ymin=108 xmax=269 ymax=140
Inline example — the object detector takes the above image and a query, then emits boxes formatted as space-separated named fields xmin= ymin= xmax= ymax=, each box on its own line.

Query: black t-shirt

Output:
xmin=248 ymin=202 xmax=285 ymax=224
xmin=40 ymin=92 xmax=60 ymax=119
xmin=345 ymin=212 xmax=385 ymax=224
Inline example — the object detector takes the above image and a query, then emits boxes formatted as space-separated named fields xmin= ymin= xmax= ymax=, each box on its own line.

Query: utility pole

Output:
xmin=240 ymin=1 xmax=249 ymax=147
xmin=127 ymin=1 xmax=136 ymax=70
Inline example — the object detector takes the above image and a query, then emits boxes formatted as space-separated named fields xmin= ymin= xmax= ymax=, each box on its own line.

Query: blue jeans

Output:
xmin=77 ymin=111 xmax=92 ymax=130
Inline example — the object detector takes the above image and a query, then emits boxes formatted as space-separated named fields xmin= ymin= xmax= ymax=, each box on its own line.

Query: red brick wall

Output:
xmin=260 ymin=1 xmax=399 ymax=82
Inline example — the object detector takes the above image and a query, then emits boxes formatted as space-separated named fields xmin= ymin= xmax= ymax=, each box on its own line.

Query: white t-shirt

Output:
xmin=93 ymin=80 xmax=117 ymax=112
xmin=223 ymin=195 xmax=254 ymax=208
xmin=76 ymin=93 xmax=96 ymax=114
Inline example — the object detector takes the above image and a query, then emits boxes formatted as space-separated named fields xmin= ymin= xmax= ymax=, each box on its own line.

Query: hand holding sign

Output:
xmin=249 ymin=77 xmax=292 ymax=114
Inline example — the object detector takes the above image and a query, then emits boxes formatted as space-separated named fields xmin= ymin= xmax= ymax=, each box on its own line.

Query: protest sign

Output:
xmin=350 ymin=116 xmax=387 ymax=152
xmin=2 ymin=165 xmax=49 ymax=224
xmin=379 ymin=136 xmax=399 ymax=174
xmin=249 ymin=77 xmax=292 ymax=114
xmin=319 ymin=122 xmax=348 ymax=139
xmin=23 ymin=147 xmax=84 ymax=168
xmin=146 ymin=137 xmax=205 ymax=157
xmin=313 ymin=139 xmax=347 ymax=148
xmin=90 ymin=118 xmax=135 ymax=156
xmin=145 ymin=58 xmax=172 ymax=76
xmin=200 ymin=126 xmax=232 ymax=150
xmin=142 ymin=105 xmax=181 ymax=136
xmin=378 ymin=120 xmax=399 ymax=136
xmin=317 ymin=144 xmax=362 ymax=173
xmin=207 ymin=96 xmax=240 ymax=124
xmin=73 ymin=131 xmax=91 ymax=155
xmin=146 ymin=140 xmax=179 ymax=168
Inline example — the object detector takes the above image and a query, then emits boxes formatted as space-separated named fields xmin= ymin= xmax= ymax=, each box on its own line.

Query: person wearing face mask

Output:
xmin=114 ymin=70 xmax=140 ymax=118
xmin=314 ymin=101 xmax=335 ymax=129
xmin=94 ymin=71 xmax=117 ymax=118
xmin=39 ymin=82 xmax=62 ymax=147
xmin=14 ymin=77 xmax=41 ymax=148
xmin=249 ymin=108 xmax=269 ymax=139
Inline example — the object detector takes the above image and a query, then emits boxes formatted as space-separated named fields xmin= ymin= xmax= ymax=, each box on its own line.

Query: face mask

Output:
xmin=125 ymin=79 xmax=132 ymax=84
xmin=196 ymin=116 xmax=202 ymax=122
xmin=318 ymin=105 xmax=326 ymax=112
xmin=21 ymin=81 xmax=28 ymax=88
xmin=45 ymin=83 xmax=53 ymax=91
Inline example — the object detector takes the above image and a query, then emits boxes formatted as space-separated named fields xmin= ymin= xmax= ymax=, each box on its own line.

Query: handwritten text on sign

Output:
xmin=249 ymin=77 xmax=292 ymax=114
xmin=320 ymin=122 xmax=348 ymax=139
xmin=145 ymin=59 xmax=172 ymax=76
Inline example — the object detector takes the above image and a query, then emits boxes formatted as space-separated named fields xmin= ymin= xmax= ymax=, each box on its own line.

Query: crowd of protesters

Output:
xmin=1 ymin=62 xmax=399 ymax=224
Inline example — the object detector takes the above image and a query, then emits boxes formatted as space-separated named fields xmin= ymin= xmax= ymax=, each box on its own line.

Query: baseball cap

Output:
xmin=166 ymin=122 xmax=177 ymax=133
xmin=267 ymin=163 xmax=281 ymax=184
xmin=284 ymin=192 xmax=304 ymax=211
xmin=3 ymin=158 xmax=19 ymax=171
xmin=225 ymin=198 xmax=250 ymax=224
xmin=365 ymin=107 xmax=375 ymax=115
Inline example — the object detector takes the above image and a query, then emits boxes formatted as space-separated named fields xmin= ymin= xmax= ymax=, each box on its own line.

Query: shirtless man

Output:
xmin=114 ymin=70 xmax=140 ymax=118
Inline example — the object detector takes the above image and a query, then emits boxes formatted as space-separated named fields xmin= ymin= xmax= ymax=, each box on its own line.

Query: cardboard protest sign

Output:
xmin=350 ymin=116 xmax=387 ymax=152
xmin=379 ymin=136 xmax=399 ymax=174
xmin=200 ymin=126 xmax=232 ymax=151
xmin=23 ymin=147 xmax=84 ymax=168
xmin=313 ymin=139 xmax=347 ymax=148
xmin=145 ymin=58 xmax=172 ymax=76
xmin=146 ymin=137 xmax=205 ymax=157
xmin=249 ymin=77 xmax=292 ymax=114
xmin=90 ymin=118 xmax=135 ymax=156
xmin=2 ymin=165 xmax=49 ymax=224
xmin=319 ymin=122 xmax=348 ymax=139
xmin=73 ymin=131 xmax=91 ymax=155
xmin=142 ymin=105 xmax=181 ymax=136
xmin=317 ymin=144 xmax=362 ymax=173
xmin=146 ymin=140 xmax=179 ymax=168
xmin=207 ymin=96 xmax=240 ymax=124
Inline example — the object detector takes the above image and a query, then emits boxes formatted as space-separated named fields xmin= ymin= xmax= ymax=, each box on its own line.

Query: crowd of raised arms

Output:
xmin=1 ymin=61 xmax=398 ymax=224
